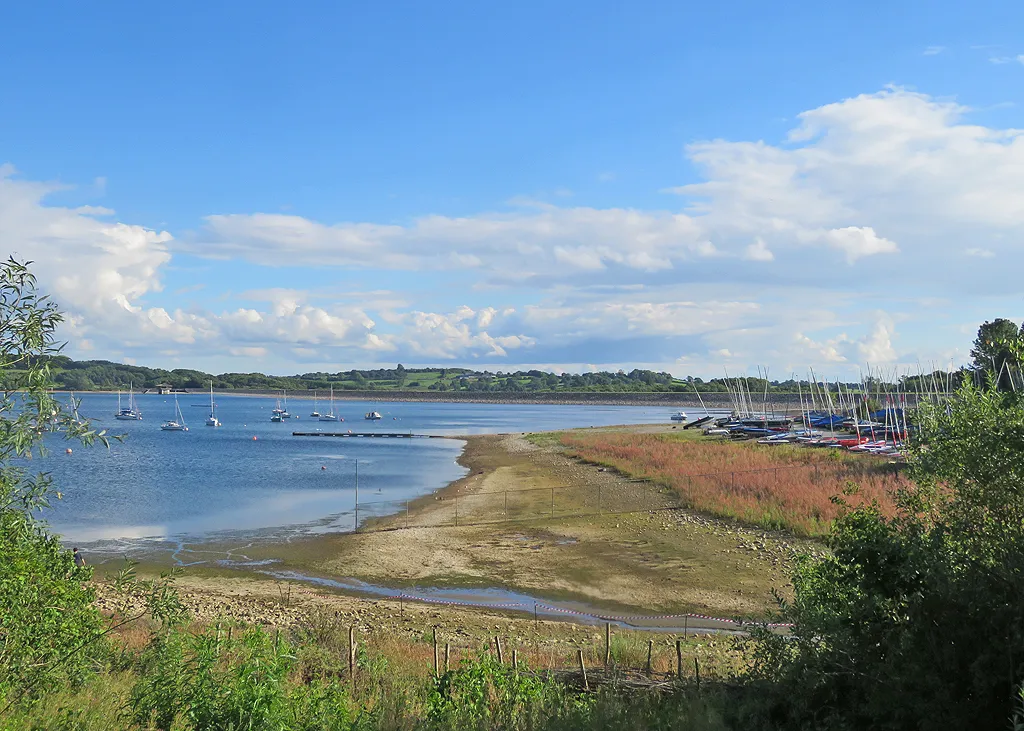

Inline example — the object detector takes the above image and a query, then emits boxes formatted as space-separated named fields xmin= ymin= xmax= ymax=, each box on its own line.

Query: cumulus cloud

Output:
xmin=401 ymin=306 xmax=534 ymax=359
xmin=743 ymin=237 xmax=775 ymax=261
xmin=197 ymin=206 xmax=708 ymax=275
xmin=0 ymin=169 xmax=381 ymax=357
xmin=187 ymin=90 xmax=1024 ymax=294
xmin=856 ymin=315 xmax=897 ymax=364
xmin=6 ymin=87 xmax=1024 ymax=374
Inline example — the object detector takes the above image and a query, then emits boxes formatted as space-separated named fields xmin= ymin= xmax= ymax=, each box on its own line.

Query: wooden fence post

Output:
xmin=577 ymin=649 xmax=589 ymax=691
xmin=348 ymin=626 xmax=356 ymax=689
xmin=676 ymin=639 xmax=683 ymax=680
xmin=604 ymin=622 xmax=611 ymax=668
xmin=433 ymin=627 xmax=439 ymax=674
xmin=444 ymin=643 xmax=450 ymax=673
xmin=646 ymin=639 xmax=653 ymax=676
xmin=494 ymin=636 xmax=504 ymax=664
xmin=694 ymin=657 xmax=701 ymax=693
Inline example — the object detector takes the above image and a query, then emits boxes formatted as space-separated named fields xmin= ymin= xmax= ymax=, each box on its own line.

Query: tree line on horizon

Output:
xmin=6 ymin=358 xmax=895 ymax=395
xmin=6 ymin=317 xmax=1020 ymax=396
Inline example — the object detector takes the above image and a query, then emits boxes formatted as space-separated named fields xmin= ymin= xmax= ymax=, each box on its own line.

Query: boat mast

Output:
xmin=691 ymin=379 xmax=710 ymax=418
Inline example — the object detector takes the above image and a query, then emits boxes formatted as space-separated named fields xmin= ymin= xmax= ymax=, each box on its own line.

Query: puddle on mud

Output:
xmin=262 ymin=569 xmax=760 ymax=635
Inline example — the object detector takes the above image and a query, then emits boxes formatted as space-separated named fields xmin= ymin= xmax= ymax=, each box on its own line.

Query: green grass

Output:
xmin=1 ymin=617 xmax=749 ymax=731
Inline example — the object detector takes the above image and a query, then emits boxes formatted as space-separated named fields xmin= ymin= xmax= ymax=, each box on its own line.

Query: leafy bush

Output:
xmin=129 ymin=625 xmax=298 ymax=730
xmin=740 ymin=375 xmax=1024 ymax=730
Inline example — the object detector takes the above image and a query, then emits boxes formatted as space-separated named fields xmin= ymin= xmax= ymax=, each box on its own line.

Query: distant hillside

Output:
xmin=15 ymin=356 xmax=950 ymax=395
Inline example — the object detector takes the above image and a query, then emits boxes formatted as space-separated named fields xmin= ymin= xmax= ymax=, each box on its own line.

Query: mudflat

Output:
xmin=196 ymin=425 xmax=812 ymax=621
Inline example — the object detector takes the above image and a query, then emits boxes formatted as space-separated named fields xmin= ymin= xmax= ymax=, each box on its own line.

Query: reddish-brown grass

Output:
xmin=559 ymin=432 xmax=904 ymax=536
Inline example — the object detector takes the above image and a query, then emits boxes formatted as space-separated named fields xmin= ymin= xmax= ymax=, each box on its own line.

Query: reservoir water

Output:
xmin=34 ymin=393 xmax=696 ymax=547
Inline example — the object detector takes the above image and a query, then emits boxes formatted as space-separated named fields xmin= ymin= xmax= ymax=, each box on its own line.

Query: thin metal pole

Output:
xmin=354 ymin=460 xmax=359 ymax=530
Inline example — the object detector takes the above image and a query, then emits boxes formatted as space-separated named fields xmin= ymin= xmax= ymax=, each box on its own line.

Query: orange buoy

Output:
xmin=252 ymin=436 xmax=258 ymax=441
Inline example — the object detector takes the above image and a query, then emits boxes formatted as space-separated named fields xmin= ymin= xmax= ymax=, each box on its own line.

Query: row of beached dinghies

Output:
xmin=676 ymin=368 xmax=923 ymax=458
xmin=698 ymin=407 xmax=910 ymax=457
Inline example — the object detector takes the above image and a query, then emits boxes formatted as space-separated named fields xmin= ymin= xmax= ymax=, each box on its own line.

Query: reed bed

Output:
xmin=559 ymin=433 xmax=904 ymax=536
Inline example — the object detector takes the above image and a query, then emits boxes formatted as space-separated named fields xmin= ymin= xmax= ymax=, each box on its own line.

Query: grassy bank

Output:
xmin=553 ymin=431 xmax=905 ymax=536
xmin=2 ymin=605 xmax=746 ymax=730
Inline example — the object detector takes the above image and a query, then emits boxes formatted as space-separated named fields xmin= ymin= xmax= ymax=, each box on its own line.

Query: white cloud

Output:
xmin=816 ymin=226 xmax=899 ymax=263
xmin=856 ymin=315 xmax=897 ymax=364
xmin=7 ymin=87 xmax=1024 ymax=375
xmin=743 ymin=237 xmax=775 ymax=261
xmin=401 ymin=306 xmax=535 ymax=359
xmin=189 ymin=89 xmax=1024 ymax=288
xmin=923 ymin=46 xmax=945 ymax=56
xmin=198 ymin=207 xmax=712 ymax=275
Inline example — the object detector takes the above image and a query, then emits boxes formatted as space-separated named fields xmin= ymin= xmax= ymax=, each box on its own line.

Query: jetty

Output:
xmin=291 ymin=431 xmax=438 ymax=438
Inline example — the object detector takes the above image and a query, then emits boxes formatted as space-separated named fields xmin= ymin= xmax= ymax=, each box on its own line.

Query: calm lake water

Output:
xmin=34 ymin=393 xmax=702 ymax=547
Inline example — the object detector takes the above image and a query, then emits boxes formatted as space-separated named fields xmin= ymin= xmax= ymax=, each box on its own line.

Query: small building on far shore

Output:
xmin=155 ymin=383 xmax=174 ymax=395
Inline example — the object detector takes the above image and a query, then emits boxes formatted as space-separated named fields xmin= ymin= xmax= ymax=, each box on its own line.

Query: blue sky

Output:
xmin=2 ymin=1 xmax=1024 ymax=378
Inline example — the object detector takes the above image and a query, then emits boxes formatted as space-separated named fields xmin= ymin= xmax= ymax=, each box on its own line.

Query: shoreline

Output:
xmin=121 ymin=424 xmax=800 ymax=627
xmin=58 ymin=388 xmax=704 ymax=406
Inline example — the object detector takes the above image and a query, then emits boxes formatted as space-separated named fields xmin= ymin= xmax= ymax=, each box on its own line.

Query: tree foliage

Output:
xmin=744 ymin=358 xmax=1024 ymax=730
xmin=971 ymin=318 xmax=1023 ymax=391
xmin=0 ymin=258 xmax=113 ymax=704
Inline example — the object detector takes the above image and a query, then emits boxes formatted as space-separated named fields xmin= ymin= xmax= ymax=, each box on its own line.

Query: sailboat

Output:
xmin=205 ymin=382 xmax=221 ymax=427
xmin=161 ymin=395 xmax=189 ymax=431
xmin=272 ymin=390 xmax=290 ymax=419
xmin=319 ymin=385 xmax=338 ymax=421
xmin=115 ymin=382 xmax=142 ymax=420
xmin=309 ymin=390 xmax=321 ymax=418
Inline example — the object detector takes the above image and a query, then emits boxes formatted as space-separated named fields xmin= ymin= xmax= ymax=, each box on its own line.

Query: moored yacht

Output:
xmin=161 ymin=395 xmax=189 ymax=431
xmin=319 ymin=385 xmax=338 ymax=421
xmin=115 ymin=383 xmax=143 ymax=420
xmin=205 ymin=382 xmax=221 ymax=426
